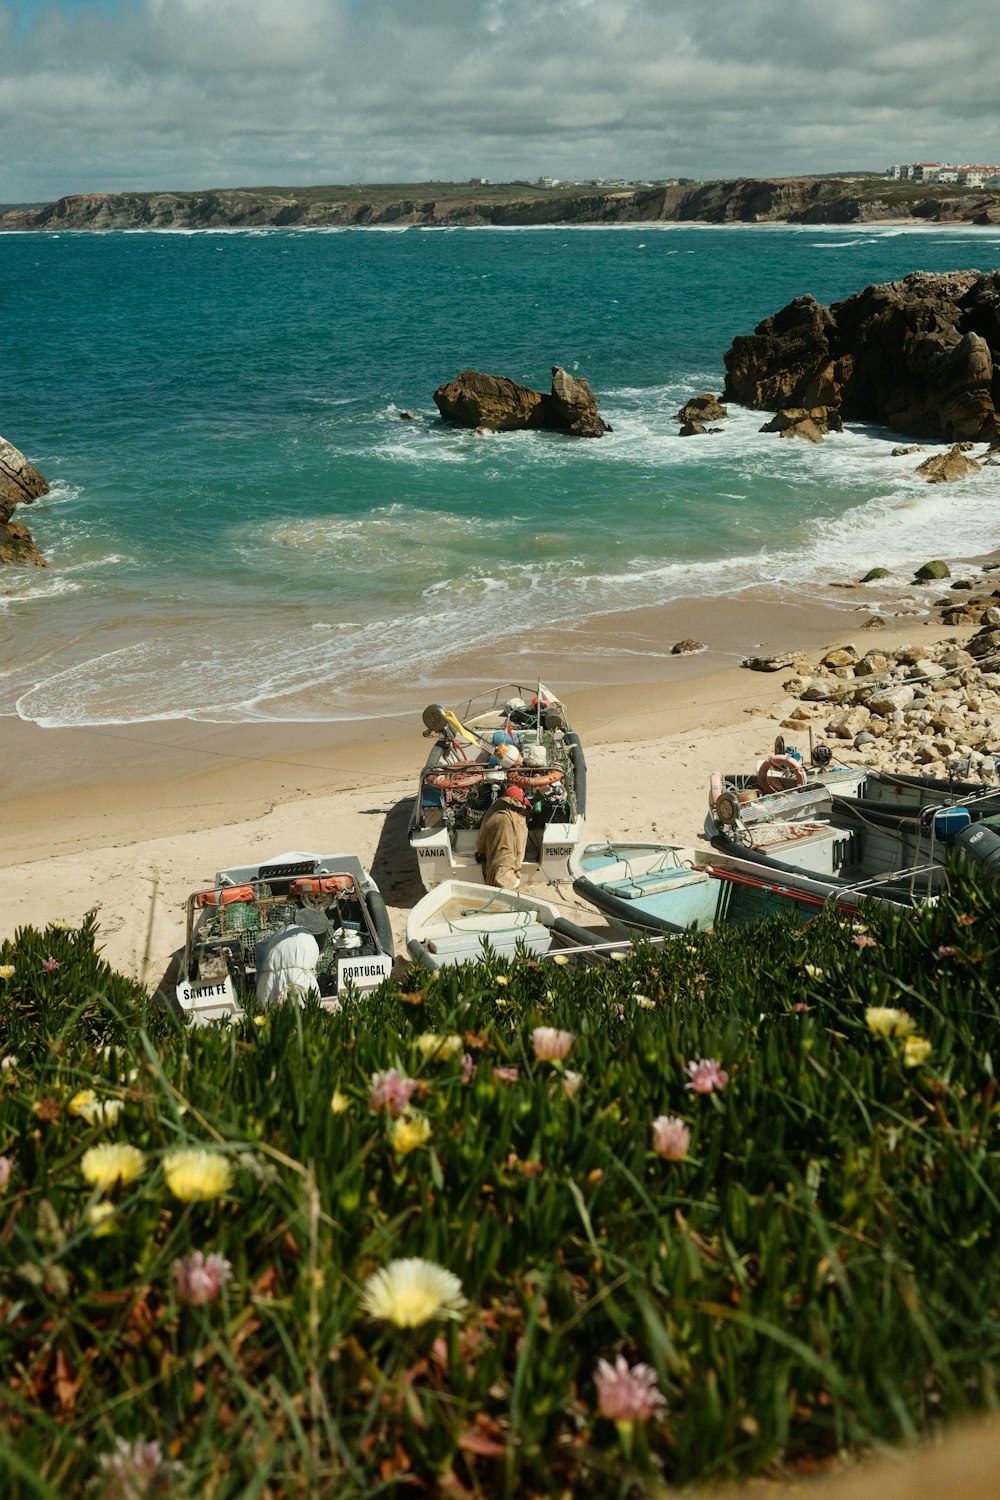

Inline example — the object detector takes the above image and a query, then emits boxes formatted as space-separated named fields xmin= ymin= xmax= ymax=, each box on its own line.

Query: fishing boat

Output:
xmin=707 ymin=798 xmax=953 ymax=907
xmin=174 ymin=851 xmax=394 ymax=1024
xmin=408 ymin=683 xmax=586 ymax=891
xmin=706 ymin=737 xmax=868 ymax=836
xmin=406 ymin=879 xmax=605 ymax=970
xmin=571 ymin=840 xmax=904 ymax=938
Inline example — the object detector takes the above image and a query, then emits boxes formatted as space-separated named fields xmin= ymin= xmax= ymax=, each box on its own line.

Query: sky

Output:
xmin=2 ymin=0 xmax=998 ymax=204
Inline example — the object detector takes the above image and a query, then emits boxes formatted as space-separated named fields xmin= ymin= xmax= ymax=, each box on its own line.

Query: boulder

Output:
xmin=674 ymin=394 xmax=728 ymax=425
xmin=913 ymin=559 xmax=951 ymax=581
xmin=722 ymin=270 xmax=1000 ymax=443
xmin=860 ymin=567 xmax=893 ymax=582
xmin=759 ymin=406 xmax=843 ymax=442
xmin=670 ymin=639 xmax=704 ymax=654
xmin=0 ymin=435 xmax=49 ymax=567
xmin=914 ymin=447 xmax=982 ymax=483
xmin=433 ymin=366 xmax=609 ymax=437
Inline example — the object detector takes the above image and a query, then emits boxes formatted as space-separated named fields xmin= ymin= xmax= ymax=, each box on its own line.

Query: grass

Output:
xmin=1 ymin=874 xmax=999 ymax=1496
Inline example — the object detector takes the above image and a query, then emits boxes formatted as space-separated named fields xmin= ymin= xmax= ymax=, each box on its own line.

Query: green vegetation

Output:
xmin=2 ymin=879 xmax=999 ymax=1496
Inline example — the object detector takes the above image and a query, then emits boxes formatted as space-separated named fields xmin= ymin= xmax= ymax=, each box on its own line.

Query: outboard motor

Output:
xmin=955 ymin=817 xmax=1000 ymax=877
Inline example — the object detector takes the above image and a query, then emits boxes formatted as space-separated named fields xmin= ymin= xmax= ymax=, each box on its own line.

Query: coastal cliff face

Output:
xmin=4 ymin=177 xmax=999 ymax=231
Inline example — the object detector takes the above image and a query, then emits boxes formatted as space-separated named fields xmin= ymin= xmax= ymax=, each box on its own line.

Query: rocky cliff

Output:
xmin=723 ymin=269 xmax=1000 ymax=443
xmin=4 ymin=177 xmax=999 ymax=232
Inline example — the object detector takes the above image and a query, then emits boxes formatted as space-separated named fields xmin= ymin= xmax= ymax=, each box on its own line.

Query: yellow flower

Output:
xmin=253 ymin=1016 xmax=267 ymax=1028
xmin=69 ymin=1090 xmax=122 ymax=1126
xmin=415 ymin=1032 xmax=463 ymax=1061
xmin=0 ymin=964 xmax=14 ymax=981
xmin=81 ymin=1143 xmax=145 ymax=1191
xmin=390 ymin=1113 xmax=431 ymax=1156
xmin=163 ymin=1148 xmax=233 ymax=1202
xmin=330 ymin=1090 xmax=350 ymax=1115
xmin=494 ymin=975 xmax=510 ymax=987
xmin=865 ymin=1006 xmax=915 ymax=1038
xmin=361 ymin=1257 xmax=467 ymax=1327
xmin=86 ymin=1202 xmax=119 ymax=1237
xmin=903 ymin=1036 xmax=932 ymax=1069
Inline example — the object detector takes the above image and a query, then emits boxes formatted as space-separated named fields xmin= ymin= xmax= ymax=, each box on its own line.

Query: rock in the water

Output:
xmin=759 ymin=406 xmax=843 ymax=443
xmin=0 ymin=435 xmax=49 ymax=567
xmin=914 ymin=446 xmax=982 ymax=483
xmin=670 ymin=639 xmax=704 ymax=654
xmin=722 ymin=270 xmax=1000 ymax=443
xmin=674 ymin=393 xmax=728 ymax=425
xmin=913 ymin=559 xmax=951 ymax=581
xmin=433 ymin=366 xmax=609 ymax=436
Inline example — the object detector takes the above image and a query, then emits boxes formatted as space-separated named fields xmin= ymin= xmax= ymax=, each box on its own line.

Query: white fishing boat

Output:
xmin=174 ymin=851 xmax=394 ymax=1024
xmin=406 ymin=879 xmax=604 ymax=970
xmin=408 ymin=684 xmax=586 ymax=891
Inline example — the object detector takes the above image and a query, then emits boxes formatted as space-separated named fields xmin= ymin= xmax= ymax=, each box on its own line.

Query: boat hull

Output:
xmin=406 ymin=878 xmax=601 ymax=969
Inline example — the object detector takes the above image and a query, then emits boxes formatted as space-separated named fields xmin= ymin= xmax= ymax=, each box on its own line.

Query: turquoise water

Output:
xmin=3 ymin=222 xmax=1000 ymax=726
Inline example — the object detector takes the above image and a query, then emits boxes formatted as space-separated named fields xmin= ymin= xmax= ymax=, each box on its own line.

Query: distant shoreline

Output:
xmin=4 ymin=175 xmax=999 ymax=233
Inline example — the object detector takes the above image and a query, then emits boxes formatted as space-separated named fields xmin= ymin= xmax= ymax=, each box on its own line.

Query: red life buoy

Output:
xmin=508 ymin=767 xmax=564 ymax=791
xmin=195 ymin=885 xmax=255 ymax=909
xmin=289 ymin=875 xmax=352 ymax=897
xmin=426 ymin=767 xmax=483 ymax=791
xmin=757 ymin=754 xmax=808 ymax=794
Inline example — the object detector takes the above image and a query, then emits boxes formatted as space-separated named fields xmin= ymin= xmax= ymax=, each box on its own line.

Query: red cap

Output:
xmin=503 ymin=784 xmax=529 ymax=805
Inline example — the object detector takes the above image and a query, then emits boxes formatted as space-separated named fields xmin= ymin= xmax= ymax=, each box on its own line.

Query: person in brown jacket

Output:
xmin=476 ymin=784 xmax=531 ymax=888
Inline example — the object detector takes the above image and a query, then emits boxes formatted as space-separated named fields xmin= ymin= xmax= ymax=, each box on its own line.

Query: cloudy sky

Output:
xmin=2 ymin=0 xmax=997 ymax=203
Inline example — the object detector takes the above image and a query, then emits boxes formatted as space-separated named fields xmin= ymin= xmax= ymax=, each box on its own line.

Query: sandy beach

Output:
xmin=0 ymin=577 xmax=977 ymax=993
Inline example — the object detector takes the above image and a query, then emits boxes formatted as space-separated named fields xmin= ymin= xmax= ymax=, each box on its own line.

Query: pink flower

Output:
xmin=852 ymin=934 xmax=877 ymax=949
xmin=493 ymin=1066 xmax=519 ymax=1083
xmin=0 ymin=1155 xmax=13 ymax=1190
xmin=793 ymin=1002 xmax=811 ymax=1013
xmin=532 ymin=1026 xmax=574 ymax=1062
xmin=96 ymin=1437 xmax=183 ymax=1499
xmin=173 ymin=1250 xmax=233 ymax=1306
xmin=369 ymin=1068 xmax=416 ymax=1118
xmin=937 ymin=945 xmax=957 ymax=958
xmin=651 ymin=1115 xmax=690 ymax=1161
xmin=685 ymin=1057 xmax=729 ymax=1094
xmin=43 ymin=956 xmax=60 ymax=972
xmin=461 ymin=1052 xmax=475 ymax=1085
xmin=593 ymin=1354 xmax=667 ymax=1423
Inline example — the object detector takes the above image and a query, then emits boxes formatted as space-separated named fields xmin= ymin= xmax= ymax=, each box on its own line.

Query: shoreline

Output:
xmin=0 ymin=563 xmax=981 ymax=988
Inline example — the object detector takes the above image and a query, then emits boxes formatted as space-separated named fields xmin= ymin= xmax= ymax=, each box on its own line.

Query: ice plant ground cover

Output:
xmin=1 ymin=882 xmax=1000 ymax=1497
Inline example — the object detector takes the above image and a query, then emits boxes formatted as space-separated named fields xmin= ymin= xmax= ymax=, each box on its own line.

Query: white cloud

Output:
xmin=1 ymin=0 xmax=998 ymax=203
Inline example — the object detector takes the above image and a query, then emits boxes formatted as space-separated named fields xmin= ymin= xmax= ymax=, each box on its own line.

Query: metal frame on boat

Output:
xmin=175 ymin=851 xmax=394 ymax=1024
xmin=407 ymin=683 xmax=586 ymax=891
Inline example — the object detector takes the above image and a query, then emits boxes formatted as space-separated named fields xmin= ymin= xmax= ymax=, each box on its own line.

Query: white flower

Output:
xmin=360 ymin=1257 xmax=468 ymax=1328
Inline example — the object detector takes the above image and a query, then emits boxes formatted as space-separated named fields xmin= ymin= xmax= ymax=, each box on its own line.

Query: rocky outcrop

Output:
xmin=433 ymin=367 xmax=609 ymax=436
xmin=723 ymin=270 xmax=1000 ymax=443
xmin=0 ymin=436 xmax=48 ymax=566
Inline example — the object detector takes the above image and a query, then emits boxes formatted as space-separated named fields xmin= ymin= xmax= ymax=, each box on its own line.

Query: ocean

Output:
xmin=3 ymin=222 xmax=999 ymax=729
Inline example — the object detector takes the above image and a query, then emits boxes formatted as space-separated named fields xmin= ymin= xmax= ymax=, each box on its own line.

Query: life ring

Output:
xmin=508 ymin=767 xmax=565 ymax=791
xmin=290 ymin=874 xmax=352 ymax=897
xmin=195 ymin=885 xmax=255 ymax=908
xmin=757 ymin=754 xmax=808 ymax=794
xmin=425 ymin=767 xmax=483 ymax=791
